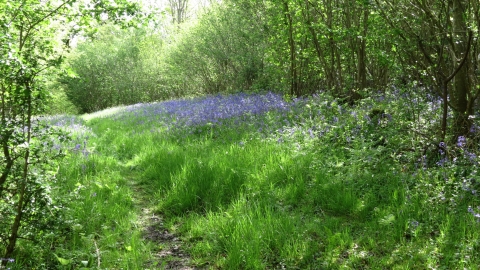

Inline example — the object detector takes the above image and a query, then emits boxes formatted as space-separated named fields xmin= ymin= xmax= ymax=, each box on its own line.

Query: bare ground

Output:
xmin=140 ymin=207 xmax=196 ymax=270
xmin=128 ymin=173 xmax=199 ymax=270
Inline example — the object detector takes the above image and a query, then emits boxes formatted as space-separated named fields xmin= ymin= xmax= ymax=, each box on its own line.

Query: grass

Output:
xmin=8 ymin=91 xmax=480 ymax=269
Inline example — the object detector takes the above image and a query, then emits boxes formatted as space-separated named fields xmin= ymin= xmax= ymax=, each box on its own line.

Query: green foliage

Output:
xmin=57 ymin=0 xmax=479 ymax=136
xmin=159 ymin=2 xmax=273 ymax=95
xmin=30 ymin=89 xmax=477 ymax=269
xmin=60 ymin=25 xmax=162 ymax=113
xmin=5 ymin=87 xmax=480 ymax=268
xmin=45 ymin=87 xmax=79 ymax=115
xmin=0 ymin=0 xmax=143 ymax=265
xmin=4 ymin=0 xmax=480 ymax=267
xmin=0 ymin=0 xmax=71 ymax=262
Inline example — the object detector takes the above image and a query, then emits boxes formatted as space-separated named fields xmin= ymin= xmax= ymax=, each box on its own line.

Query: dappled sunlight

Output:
xmin=81 ymin=106 xmax=128 ymax=121
xmin=3 ymin=0 xmax=480 ymax=268
xmin=45 ymin=90 xmax=480 ymax=268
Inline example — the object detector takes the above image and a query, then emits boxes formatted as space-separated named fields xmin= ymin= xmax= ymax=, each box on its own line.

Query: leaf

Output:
xmin=54 ymin=254 xmax=72 ymax=265
xmin=379 ymin=214 xmax=395 ymax=226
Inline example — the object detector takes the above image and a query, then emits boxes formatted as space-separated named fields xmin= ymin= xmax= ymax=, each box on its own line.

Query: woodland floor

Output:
xmin=130 ymin=173 xmax=198 ymax=269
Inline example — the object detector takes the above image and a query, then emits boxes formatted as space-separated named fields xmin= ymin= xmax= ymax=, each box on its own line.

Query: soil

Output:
xmin=141 ymin=207 xmax=196 ymax=270
xmin=128 ymin=172 xmax=199 ymax=270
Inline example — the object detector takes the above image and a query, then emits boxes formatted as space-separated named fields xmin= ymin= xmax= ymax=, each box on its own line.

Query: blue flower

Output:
xmin=410 ymin=220 xmax=419 ymax=229
xmin=308 ymin=128 xmax=314 ymax=138
xmin=436 ymin=157 xmax=448 ymax=167
xmin=468 ymin=206 xmax=480 ymax=222
xmin=457 ymin=136 xmax=466 ymax=148
xmin=470 ymin=124 xmax=478 ymax=134
xmin=466 ymin=152 xmax=477 ymax=162
xmin=74 ymin=144 xmax=81 ymax=151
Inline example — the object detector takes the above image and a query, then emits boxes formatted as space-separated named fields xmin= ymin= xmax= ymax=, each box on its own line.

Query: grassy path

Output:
xmin=127 ymin=169 xmax=196 ymax=269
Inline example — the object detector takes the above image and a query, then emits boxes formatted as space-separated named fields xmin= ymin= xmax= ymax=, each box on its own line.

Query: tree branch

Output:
xmin=445 ymin=30 xmax=473 ymax=83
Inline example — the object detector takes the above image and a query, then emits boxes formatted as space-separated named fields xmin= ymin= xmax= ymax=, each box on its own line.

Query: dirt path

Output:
xmin=140 ymin=207 xmax=196 ymax=269
xmin=128 ymin=171 xmax=197 ymax=269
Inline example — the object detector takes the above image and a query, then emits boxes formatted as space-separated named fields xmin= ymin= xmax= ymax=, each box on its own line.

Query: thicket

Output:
xmin=0 ymin=0 xmax=141 ymax=266
xmin=59 ymin=0 xmax=480 ymax=142
xmin=59 ymin=26 xmax=167 ymax=113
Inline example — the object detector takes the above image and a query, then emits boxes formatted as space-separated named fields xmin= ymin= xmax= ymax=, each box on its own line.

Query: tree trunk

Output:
xmin=357 ymin=7 xmax=369 ymax=90
xmin=302 ymin=0 xmax=332 ymax=90
xmin=283 ymin=0 xmax=299 ymax=97
xmin=4 ymin=80 xmax=32 ymax=260
xmin=451 ymin=0 xmax=471 ymax=137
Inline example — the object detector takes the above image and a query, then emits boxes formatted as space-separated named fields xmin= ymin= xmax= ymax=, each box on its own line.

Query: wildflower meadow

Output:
xmin=4 ymin=90 xmax=479 ymax=269
xmin=3 ymin=0 xmax=480 ymax=268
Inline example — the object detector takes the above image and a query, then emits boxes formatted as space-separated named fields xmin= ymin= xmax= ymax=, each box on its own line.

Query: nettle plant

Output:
xmin=0 ymin=0 xmax=141 ymax=265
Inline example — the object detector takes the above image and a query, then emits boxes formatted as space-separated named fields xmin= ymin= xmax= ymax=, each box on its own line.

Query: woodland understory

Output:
xmin=2 ymin=0 xmax=480 ymax=269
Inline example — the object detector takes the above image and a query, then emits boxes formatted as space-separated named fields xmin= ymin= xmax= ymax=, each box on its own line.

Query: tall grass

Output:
xmin=11 ymin=90 xmax=480 ymax=269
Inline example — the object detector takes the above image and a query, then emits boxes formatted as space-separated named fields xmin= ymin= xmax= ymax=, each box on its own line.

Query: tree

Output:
xmin=169 ymin=0 xmax=189 ymax=25
xmin=374 ymin=0 xmax=479 ymax=141
xmin=0 ymin=0 xmax=140 ymax=263
xmin=282 ymin=0 xmax=300 ymax=97
xmin=159 ymin=1 xmax=270 ymax=95
xmin=61 ymin=25 xmax=148 ymax=113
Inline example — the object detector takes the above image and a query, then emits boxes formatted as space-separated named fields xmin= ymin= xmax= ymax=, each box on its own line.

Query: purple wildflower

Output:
xmin=470 ymin=124 xmax=478 ymax=134
xmin=74 ymin=144 xmax=81 ymax=151
xmin=436 ymin=157 xmax=448 ymax=167
xmin=351 ymin=111 xmax=358 ymax=119
xmin=308 ymin=128 xmax=314 ymax=138
xmin=465 ymin=151 xmax=477 ymax=162
xmin=468 ymin=206 xmax=480 ymax=222
xmin=410 ymin=220 xmax=419 ymax=229
xmin=457 ymin=136 xmax=466 ymax=148
xmin=364 ymin=115 xmax=372 ymax=123
xmin=384 ymin=113 xmax=393 ymax=122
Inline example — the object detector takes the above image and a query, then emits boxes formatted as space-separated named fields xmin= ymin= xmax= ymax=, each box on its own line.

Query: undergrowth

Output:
xmin=7 ymin=89 xmax=480 ymax=269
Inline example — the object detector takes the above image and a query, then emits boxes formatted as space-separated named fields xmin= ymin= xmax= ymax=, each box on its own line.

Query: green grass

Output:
xmin=14 ymin=92 xmax=480 ymax=269
xmin=49 ymin=143 xmax=151 ymax=269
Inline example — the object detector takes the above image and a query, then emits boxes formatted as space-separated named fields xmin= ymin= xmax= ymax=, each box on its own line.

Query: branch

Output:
xmin=445 ymin=30 xmax=473 ymax=83
xmin=19 ymin=1 xmax=72 ymax=50
xmin=374 ymin=0 xmax=409 ymax=42
xmin=31 ymin=1 xmax=72 ymax=30
xmin=6 ymin=0 xmax=27 ymax=26
xmin=417 ymin=37 xmax=435 ymax=66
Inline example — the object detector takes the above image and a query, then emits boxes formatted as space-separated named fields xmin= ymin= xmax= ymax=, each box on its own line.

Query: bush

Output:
xmin=60 ymin=25 xmax=165 ymax=113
